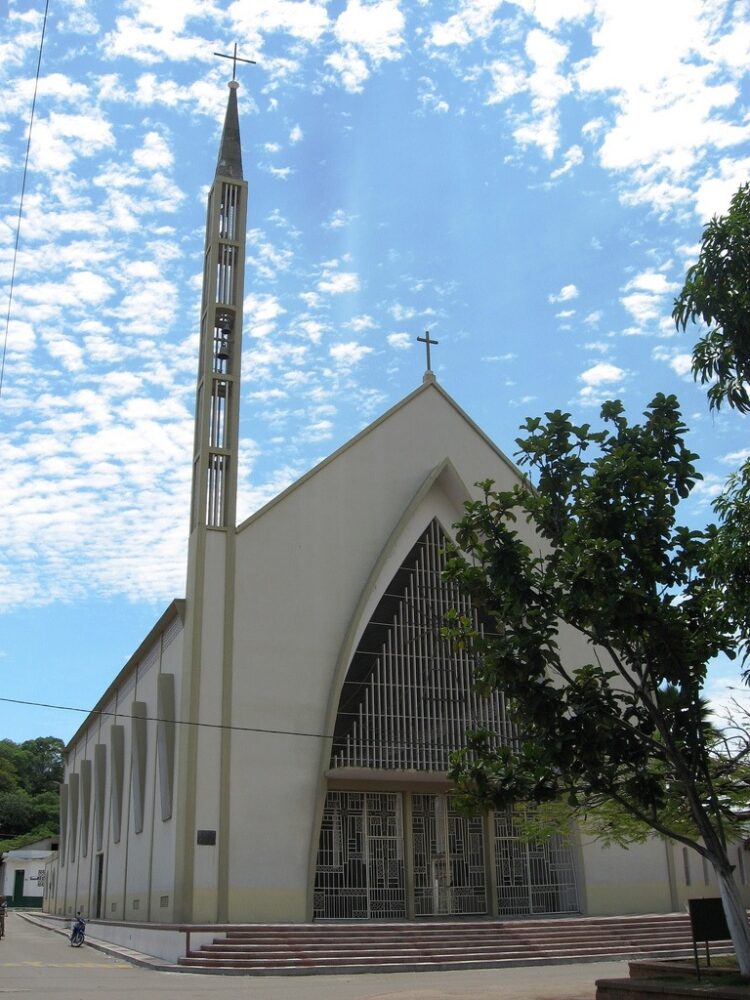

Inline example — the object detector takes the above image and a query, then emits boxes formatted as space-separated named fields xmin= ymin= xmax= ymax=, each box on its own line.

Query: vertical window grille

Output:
xmin=205 ymin=454 xmax=228 ymax=528
xmin=219 ymin=183 xmax=239 ymax=240
xmin=330 ymin=519 xmax=515 ymax=772
xmin=494 ymin=808 xmax=579 ymax=916
xmin=216 ymin=245 xmax=236 ymax=305
xmin=683 ymin=847 xmax=691 ymax=886
xmin=209 ymin=383 xmax=229 ymax=450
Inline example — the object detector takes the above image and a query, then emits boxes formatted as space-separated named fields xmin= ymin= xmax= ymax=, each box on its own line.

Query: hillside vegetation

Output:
xmin=0 ymin=737 xmax=63 ymax=851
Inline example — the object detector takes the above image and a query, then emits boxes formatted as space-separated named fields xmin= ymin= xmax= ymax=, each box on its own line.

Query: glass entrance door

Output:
xmin=412 ymin=794 xmax=487 ymax=916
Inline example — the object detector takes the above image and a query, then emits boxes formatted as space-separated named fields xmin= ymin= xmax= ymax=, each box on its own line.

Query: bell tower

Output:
xmin=190 ymin=79 xmax=246 ymax=534
xmin=175 ymin=77 xmax=249 ymax=923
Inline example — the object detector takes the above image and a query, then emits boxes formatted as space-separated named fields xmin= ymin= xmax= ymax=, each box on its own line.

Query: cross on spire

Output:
xmin=214 ymin=43 xmax=257 ymax=82
xmin=417 ymin=331 xmax=439 ymax=374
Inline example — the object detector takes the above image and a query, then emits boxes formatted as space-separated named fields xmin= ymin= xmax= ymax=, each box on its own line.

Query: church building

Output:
xmin=45 ymin=75 xmax=744 ymax=931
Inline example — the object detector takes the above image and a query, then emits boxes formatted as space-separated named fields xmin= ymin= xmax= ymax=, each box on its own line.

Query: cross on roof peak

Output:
xmin=417 ymin=331 xmax=439 ymax=375
xmin=213 ymin=43 xmax=257 ymax=82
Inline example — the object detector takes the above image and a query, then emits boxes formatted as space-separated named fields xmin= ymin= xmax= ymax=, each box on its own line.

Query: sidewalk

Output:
xmin=12 ymin=910 xmax=630 ymax=999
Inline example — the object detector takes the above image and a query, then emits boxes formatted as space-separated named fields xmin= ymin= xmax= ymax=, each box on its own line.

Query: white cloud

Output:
xmin=330 ymin=341 xmax=374 ymax=366
xmin=575 ymin=0 xmax=750 ymax=212
xmin=289 ymin=124 xmax=303 ymax=143
xmin=31 ymin=113 xmax=116 ymax=172
xmin=231 ymin=0 xmax=330 ymax=44
xmin=347 ymin=314 xmax=376 ymax=332
xmin=579 ymin=362 xmax=625 ymax=385
xmin=387 ymin=332 xmax=411 ymax=349
xmin=577 ymin=360 xmax=627 ymax=406
xmin=327 ymin=0 xmax=405 ymax=92
xmin=245 ymin=293 xmax=286 ymax=338
xmin=323 ymin=208 xmax=355 ymax=229
xmin=621 ymin=270 xmax=679 ymax=328
xmin=512 ymin=29 xmax=571 ymax=159
xmin=550 ymin=144 xmax=584 ymax=179
xmin=548 ymin=283 xmax=579 ymax=303
xmin=390 ymin=302 xmax=416 ymax=321
xmin=486 ymin=58 xmax=528 ymax=105
xmin=317 ymin=270 xmax=360 ymax=295
xmin=428 ymin=0 xmax=502 ymax=48
xmin=652 ymin=346 xmax=693 ymax=377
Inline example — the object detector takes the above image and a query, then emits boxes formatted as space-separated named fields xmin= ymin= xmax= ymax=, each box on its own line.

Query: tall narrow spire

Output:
xmin=176 ymin=77 xmax=250 ymax=923
xmin=215 ymin=81 xmax=243 ymax=180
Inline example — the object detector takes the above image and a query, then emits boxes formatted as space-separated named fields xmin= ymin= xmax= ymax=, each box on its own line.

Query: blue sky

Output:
xmin=1 ymin=0 xmax=749 ymax=745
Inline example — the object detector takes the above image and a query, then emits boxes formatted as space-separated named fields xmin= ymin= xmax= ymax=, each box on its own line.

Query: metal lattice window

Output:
xmin=330 ymin=519 xmax=515 ymax=772
xmin=313 ymin=791 xmax=406 ymax=920
xmin=494 ymin=808 xmax=579 ymax=916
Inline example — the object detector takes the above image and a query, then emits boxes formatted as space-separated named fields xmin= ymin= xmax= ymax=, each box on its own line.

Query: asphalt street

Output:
xmin=0 ymin=910 xmax=630 ymax=1000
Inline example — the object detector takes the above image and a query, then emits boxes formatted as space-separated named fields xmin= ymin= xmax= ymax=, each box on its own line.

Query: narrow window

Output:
xmin=131 ymin=702 xmax=147 ymax=834
xmin=683 ymin=847 xmax=691 ymax=886
xmin=111 ymin=725 xmax=125 ymax=844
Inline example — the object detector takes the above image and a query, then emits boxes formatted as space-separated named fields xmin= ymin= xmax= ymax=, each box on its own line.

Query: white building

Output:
xmin=1 ymin=839 xmax=56 ymax=908
xmin=44 ymin=76 xmax=750 ymax=929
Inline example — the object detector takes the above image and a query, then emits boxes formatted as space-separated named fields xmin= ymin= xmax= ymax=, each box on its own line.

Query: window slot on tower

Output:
xmin=213 ymin=314 xmax=233 ymax=374
xmin=219 ymin=183 xmax=239 ymax=240
xmin=216 ymin=245 xmax=236 ymax=305
xmin=209 ymin=382 xmax=229 ymax=450
xmin=206 ymin=453 xmax=227 ymax=528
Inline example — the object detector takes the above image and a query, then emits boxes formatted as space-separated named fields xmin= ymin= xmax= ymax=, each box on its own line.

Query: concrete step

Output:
xmin=177 ymin=914 xmax=730 ymax=974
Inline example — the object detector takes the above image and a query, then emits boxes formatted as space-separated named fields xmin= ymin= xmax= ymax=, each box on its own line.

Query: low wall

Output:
xmin=598 ymin=980 xmax=745 ymax=1000
xmin=29 ymin=913 xmax=224 ymax=964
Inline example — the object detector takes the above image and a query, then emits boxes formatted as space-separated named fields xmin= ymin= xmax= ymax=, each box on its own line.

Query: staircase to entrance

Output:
xmin=178 ymin=912 xmax=730 ymax=974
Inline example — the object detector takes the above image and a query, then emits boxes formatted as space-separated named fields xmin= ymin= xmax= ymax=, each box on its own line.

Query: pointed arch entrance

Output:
xmin=314 ymin=519 xmax=580 ymax=919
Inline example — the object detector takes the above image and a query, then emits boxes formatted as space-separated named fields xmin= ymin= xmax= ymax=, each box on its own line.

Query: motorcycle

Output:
xmin=70 ymin=913 xmax=86 ymax=947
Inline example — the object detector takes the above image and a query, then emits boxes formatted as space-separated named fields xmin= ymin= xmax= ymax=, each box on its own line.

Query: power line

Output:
xmin=0 ymin=0 xmax=50 ymax=402
xmin=0 ymin=695 xmax=504 ymax=752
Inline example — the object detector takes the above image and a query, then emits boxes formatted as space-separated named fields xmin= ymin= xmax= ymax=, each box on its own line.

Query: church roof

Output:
xmin=236 ymin=376 xmax=519 ymax=533
xmin=215 ymin=81 xmax=243 ymax=180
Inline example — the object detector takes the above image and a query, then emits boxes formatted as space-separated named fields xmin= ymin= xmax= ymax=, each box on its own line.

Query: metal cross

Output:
xmin=213 ymin=43 xmax=257 ymax=81
xmin=417 ymin=331 xmax=439 ymax=372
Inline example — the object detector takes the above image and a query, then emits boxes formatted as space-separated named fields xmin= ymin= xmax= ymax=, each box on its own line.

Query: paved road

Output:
xmin=0 ymin=910 xmax=629 ymax=1000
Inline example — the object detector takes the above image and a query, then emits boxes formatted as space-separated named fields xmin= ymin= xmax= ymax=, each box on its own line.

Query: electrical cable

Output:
xmin=0 ymin=0 xmax=50 ymax=402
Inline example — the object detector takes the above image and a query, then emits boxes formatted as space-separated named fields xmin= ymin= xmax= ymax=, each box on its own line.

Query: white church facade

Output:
xmin=44 ymin=77 xmax=750 ymax=929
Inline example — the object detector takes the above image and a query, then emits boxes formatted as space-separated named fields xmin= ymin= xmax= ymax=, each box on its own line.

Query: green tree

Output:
xmin=443 ymin=394 xmax=750 ymax=973
xmin=673 ymin=183 xmax=750 ymax=676
xmin=673 ymin=182 xmax=750 ymax=413
xmin=0 ymin=737 xmax=63 ymax=846
xmin=14 ymin=737 xmax=64 ymax=796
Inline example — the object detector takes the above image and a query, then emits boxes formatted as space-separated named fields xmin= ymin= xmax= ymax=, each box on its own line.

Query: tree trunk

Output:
xmin=716 ymin=864 xmax=750 ymax=976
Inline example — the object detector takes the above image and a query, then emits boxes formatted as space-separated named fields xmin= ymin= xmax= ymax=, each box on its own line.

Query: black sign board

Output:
xmin=196 ymin=829 xmax=217 ymax=846
xmin=688 ymin=898 xmax=731 ymax=976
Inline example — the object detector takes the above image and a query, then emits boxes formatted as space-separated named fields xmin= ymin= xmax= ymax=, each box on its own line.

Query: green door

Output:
xmin=12 ymin=870 xmax=24 ymax=906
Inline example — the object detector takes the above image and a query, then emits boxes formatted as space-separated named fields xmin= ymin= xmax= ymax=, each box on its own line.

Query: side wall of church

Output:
xmin=578 ymin=834 xmax=750 ymax=915
xmin=50 ymin=613 xmax=183 ymax=924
